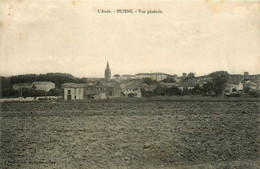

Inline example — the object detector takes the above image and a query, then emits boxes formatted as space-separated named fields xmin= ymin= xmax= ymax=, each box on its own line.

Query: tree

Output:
xmin=77 ymin=77 xmax=88 ymax=83
xmin=162 ymin=77 xmax=176 ymax=83
xmin=34 ymin=90 xmax=47 ymax=97
xmin=182 ymin=87 xmax=190 ymax=95
xmin=47 ymin=88 xmax=60 ymax=96
xmin=19 ymin=88 xmax=47 ymax=97
xmin=243 ymin=86 xmax=251 ymax=93
xmin=9 ymin=73 xmax=87 ymax=88
xmin=188 ymin=72 xmax=195 ymax=78
xmin=166 ymin=86 xmax=182 ymax=96
xmin=209 ymin=71 xmax=229 ymax=96
xmin=140 ymin=88 xmax=154 ymax=97
xmin=201 ymin=81 xmax=215 ymax=96
xmin=191 ymin=84 xmax=202 ymax=95
xmin=113 ymin=74 xmax=120 ymax=79
xmin=142 ymin=78 xmax=157 ymax=85
xmin=19 ymin=88 xmax=31 ymax=98
xmin=154 ymin=86 xmax=167 ymax=96
xmin=2 ymin=88 xmax=19 ymax=98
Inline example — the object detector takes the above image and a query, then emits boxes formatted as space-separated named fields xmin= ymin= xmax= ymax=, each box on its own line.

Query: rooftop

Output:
xmin=32 ymin=81 xmax=55 ymax=84
xmin=135 ymin=72 xmax=170 ymax=76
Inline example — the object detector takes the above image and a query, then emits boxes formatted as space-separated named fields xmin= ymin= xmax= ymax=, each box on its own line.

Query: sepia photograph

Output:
xmin=0 ymin=0 xmax=259 ymax=168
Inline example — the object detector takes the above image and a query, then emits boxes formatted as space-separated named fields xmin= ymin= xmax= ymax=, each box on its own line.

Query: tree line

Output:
xmin=1 ymin=71 xmax=231 ymax=98
xmin=0 ymin=73 xmax=87 ymax=98
xmin=141 ymin=71 xmax=229 ymax=97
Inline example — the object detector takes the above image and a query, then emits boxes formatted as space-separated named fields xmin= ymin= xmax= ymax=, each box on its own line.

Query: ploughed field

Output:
xmin=0 ymin=100 xmax=259 ymax=168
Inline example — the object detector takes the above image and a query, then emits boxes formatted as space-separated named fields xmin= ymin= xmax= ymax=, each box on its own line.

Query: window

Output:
xmin=68 ymin=90 xmax=71 ymax=95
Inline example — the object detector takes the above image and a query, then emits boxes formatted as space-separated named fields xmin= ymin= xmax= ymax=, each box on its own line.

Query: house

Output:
xmin=84 ymin=84 xmax=121 ymax=99
xmin=197 ymin=80 xmax=208 ymax=87
xmin=63 ymin=82 xmax=121 ymax=100
xmin=122 ymin=88 xmax=142 ymax=98
xmin=245 ymin=74 xmax=260 ymax=81
xmin=120 ymin=79 xmax=143 ymax=88
xmin=159 ymin=82 xmax=178 ymax=88
xmin=166 ymin=74 xmax=178 ymax=81
xmin=228 ymin=73 xmax=259 ymax=82
xmin=13 ymin=81 xmax=55 ymax=91
xmin=244 ymin=81 xmax=260 ymax=90
xmin=63 ymin=83 xmax=85 ymax=100
xmin=120 ymin=79 xmax=156 ymax=93
xmin=228 ymin=74 xmax=244 ymax=84
xmin=224 ymin=82 xmax=243 ymax=93
xmin=196 ymin=75 xmax=211 ymax=82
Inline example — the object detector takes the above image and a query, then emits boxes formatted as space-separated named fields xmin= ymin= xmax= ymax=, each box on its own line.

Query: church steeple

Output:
xmin=105 ymin=61 xmax=111 ymax=80
xmin=106 ymin=61 xmax=110 ymax=69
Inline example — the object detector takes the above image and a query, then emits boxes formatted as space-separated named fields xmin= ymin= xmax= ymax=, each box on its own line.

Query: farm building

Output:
xmin=63 ymin=82 xmax=121 ymax=100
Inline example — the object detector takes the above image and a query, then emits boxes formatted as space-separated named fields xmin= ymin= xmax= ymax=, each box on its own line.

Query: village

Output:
xmin=1 ymin=62 xmax=259 ymax=169
xmin=2 ymin=62 xmax=259 ymax=101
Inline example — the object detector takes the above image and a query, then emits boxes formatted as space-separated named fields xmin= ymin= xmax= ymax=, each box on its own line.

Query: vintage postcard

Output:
xmin=0 ymin=0 xmax=259 ymax=168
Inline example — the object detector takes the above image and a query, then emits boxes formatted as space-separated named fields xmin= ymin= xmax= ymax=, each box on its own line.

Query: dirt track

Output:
xmin=0 ymin=100 xmax=259 ymax=168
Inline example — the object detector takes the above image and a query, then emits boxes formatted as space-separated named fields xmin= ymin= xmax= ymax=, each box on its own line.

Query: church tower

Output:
xmin=105 ymin=61 xmax=111 ymax=80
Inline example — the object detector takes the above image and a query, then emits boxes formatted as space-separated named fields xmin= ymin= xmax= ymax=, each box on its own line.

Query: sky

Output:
xmin=0 ymin=0 xmax=260 ymax=78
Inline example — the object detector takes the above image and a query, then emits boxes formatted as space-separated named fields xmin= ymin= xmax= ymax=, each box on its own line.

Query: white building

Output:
xmin=13 ymin=81 xmax=55 ymax=91
xmin=13 ymin=83 xmax=33 ymax=91
xmin=32 ymin=82 xmax=55 ymax=91
xmin=134 ymin=73 xmax=170 ymax=81
xmin=63 ymin=84 xmax=84 ymax=100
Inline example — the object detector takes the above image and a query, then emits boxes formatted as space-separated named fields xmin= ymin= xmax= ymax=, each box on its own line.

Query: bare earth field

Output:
xmin=0 ymin=100 xmax=259 ymax=169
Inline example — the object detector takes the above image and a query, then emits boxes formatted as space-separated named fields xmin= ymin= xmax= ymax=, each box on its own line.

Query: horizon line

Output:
xmin=1 ymin=71 xmax=260 ymax=79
